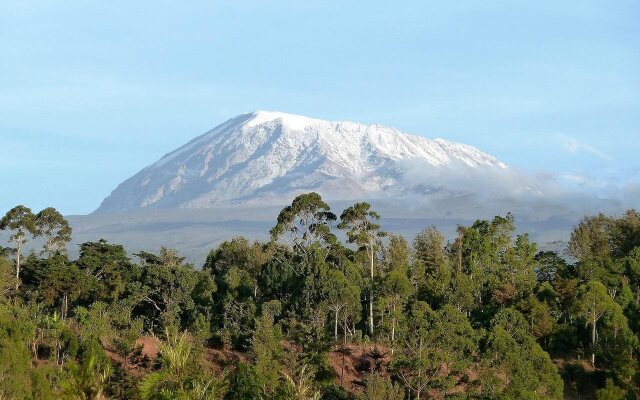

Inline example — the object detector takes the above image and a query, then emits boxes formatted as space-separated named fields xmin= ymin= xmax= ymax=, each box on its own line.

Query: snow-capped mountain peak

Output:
xmin=95 ymin=111 xmax=511 ymax=213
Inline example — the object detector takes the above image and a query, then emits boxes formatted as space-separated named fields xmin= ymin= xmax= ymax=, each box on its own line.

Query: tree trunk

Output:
xmin=417 ymin=339 xmax=423 ymax=399
xmin=15 ymin=241 xmax=21 ymax=291
xmin=343 ymin=319 xmax=348 ymax=346
xmin=369 ymin=244 xmax=375 ymax=336
xmin=62 ymin=293 xmax=68 ymax=320
xmin=391 ymin=302 xmax=396 ymax=355
xmin=334 ymin=308 xmax=339 ymax=340
xmin=591 ymin=314 xmax=596 ymax=367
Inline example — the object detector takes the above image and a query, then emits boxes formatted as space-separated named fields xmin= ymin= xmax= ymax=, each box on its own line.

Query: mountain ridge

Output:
xmin=95 ymin=111 xmax=512 ymax=214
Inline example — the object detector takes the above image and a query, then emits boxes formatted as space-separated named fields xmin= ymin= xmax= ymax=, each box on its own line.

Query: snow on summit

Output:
xmin=95 ymin=111 xmax=512 ymax=213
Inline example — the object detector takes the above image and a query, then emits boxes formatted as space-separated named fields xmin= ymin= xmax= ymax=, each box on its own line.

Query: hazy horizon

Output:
xmin=2 ymin=1 xmax=639 ymax=215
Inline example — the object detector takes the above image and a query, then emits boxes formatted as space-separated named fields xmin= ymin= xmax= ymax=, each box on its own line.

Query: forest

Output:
xmin=1 ymin=193 xmax=639 ymax=399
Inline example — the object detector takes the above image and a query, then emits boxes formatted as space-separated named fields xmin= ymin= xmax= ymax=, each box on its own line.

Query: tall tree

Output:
xmin=270 ymin=192 xmax=337 ymax=255
xmin=483 ymin=309 xmax=563 ymax=399
xmin=0 ymin=205 xmax=36 ymax=291
xmin=535 ymin=250 xmax=569 ymax=283
xmin=0 ymin=256 xmax=15 ymax=298
xmin=34 ymin=207 xmax=72 ymax=256
xmin=135 ymin=248 xmax=200 ymax=332
xmin=383 ymin=234 xmax=410 ymax=274
xmin=324 ymin=269 xmax=360 ymax=341
xmin=573 ymin=281 xmax=617 ymax=367
xmin=39 ymin=255 xmax=85 ymax=320
xmin=381 ymin=270 xmax=412 ymax=351
xmin=413 ymin=227 xmax=451 ymax=306
xmin=76 ymin=239 xmax=134 ymax=304
xmin=569 ymin=214 xmax=615 ymax=281
xmin=392 ymin=303 xmax=477 ymax=399
xmin=251 ymin=306 xmax=284 ymax=393
xmin=338 ymin=202 xmax=385 ymax=336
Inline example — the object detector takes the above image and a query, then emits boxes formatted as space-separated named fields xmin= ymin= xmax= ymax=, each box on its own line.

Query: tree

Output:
xmin=270 ymin=192 xmax=337 ymax=255
xmin=206 ymin=243 xmax=258 ymax=349
xmin=569 ymin=214 xmax=623 ymax=292
xmin=624 ymin=246 xmax=640 ymax=306
xmin=205 ymin=237 xmax=269 ymax=300
xmin=76 ymin=239 xmax=135 ymax=304
xmin=338 ymin=202 xmax=385 ymax=336
xmin=483 ymin=309 xmax=563 ymax=399
xmin=39 ymin=255 xmax=86 ymax=320
xmin=490 ymin=233 xmax=537 ymax=306
xmin=247 ymin=241 xmax=271 ymax=299
xmin=526 ymin=298 xmax=554 ymax=343
xmin=596 ymin=379 xmax=626 ymax=400
xmin=251 ymin=307 xmax=283 ymax=393
xmin=413 ymin=227 xmax=451 ymax=307
xmin=535 ymin=250 xmax=568 ymax=283
xmin=0 ymin=205 xmax=36 ymax=290
xmin=573 ymin=281 xmax=617 ymax=367
xmin=413 ymin=226 xmax=447 ymax=274
xmin=357 ymin=374 xmax=404 ymax=400
xmin=321 ymin=269 xmax=359 ymax=341
xmin=0 ymin=334 xmax=34 ymax=399
xmin=392 ymin=303 xmax=477 ymax=399
xmin=599 ymin=306 xmax=637 ymax=383
xmin=0 ymin=256 xmax=15 ymax=298
xmin=384 ymin=234 xmax=410 ymax=274
xmin=35 ymin=207 xmax=72 ymax=256
xmin=225 ymin=363 xmax=264 ymax=400
xmin=135 ymin=248 xmax=200 ymax=332
xmin=381 ymin=270 xmax=412 ymax=351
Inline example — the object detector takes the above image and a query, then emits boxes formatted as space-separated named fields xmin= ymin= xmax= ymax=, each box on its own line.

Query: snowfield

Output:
xmin=95 ymin=111 xmax=513 ymax=213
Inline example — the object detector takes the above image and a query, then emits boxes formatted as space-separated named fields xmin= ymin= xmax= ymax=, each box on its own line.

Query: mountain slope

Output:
xmin=95 ymin=111 xmax=512 ymax=213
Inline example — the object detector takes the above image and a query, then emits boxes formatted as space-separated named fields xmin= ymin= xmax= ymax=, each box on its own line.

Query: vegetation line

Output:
xmin=0 ymin=193 xmax=638 ymax=399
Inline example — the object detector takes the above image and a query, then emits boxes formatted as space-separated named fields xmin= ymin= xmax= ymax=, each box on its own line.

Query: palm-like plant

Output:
xmin=159 ymin=330 xmax=192 ymax=378
xmin=139 ymin=329 xmax=226 ymax=400
xmin=280 ymin=365 xmax=321 ymax=400
xmin=61 ymin=353 xmax=112 ymax=400
xmin=139 ymin=329 xmax=191 ymax=400
xmin=190 ymin=377 xmax=228 ymax=400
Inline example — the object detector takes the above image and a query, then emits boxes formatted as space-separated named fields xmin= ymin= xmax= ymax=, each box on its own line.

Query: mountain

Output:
xmin=95 ymin=111 xmax=518 ymax=214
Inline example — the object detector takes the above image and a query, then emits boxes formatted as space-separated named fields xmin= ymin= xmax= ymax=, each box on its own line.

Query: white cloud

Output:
xmin=559 ymin=134 xmax=613 ymax=161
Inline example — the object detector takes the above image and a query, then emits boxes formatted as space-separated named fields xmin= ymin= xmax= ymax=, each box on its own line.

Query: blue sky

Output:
xmin=1 ymin=0 xmax=638 ymax=215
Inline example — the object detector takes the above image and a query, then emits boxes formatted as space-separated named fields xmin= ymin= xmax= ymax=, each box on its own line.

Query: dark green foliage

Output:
xmin=596 ymin=378 xmax=626 ymax=400
xmin=76 ymin=239 xmax=136 ymax=304
xmin=61 ymin=351 xmax=112 ymax=400
xmin=483 ymin=309 xmax=564 ymax=399
xmin=133 ymin=247 xmax=203 ymax=332
xmin=338 ymin=202 xmax=385 ymax=337
xmin=392 ymin=303 xmax=477 ymax=398
xmin=225 ymin=363 xmax=264 ymax=400
xmin=270 ymin=192 xmax=338 ymax=251
xmin=535 ymin=250 xmax=569 ymax=282
xmin=1 ymin=205 xmax=37 ymax=291
xmin=2 ymin=199 xmax=640 ymax=399
xmin=35 ymin=207 xmax=72 ymax=256
xmin=252 ymin=309 xmax=284 ymax=392
xmin=358 ymin=374 xmax=403 ymax=400
xmin=106 ymin=364 xmax=138 ymax=400
xmin=0 ymin=255 xmax=15 ymax=297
